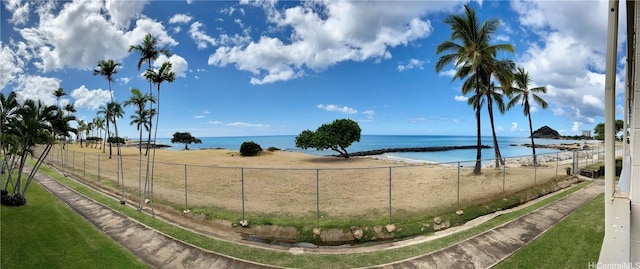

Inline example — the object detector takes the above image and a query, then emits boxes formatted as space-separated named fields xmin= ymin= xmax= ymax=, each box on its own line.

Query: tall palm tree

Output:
xmin=508 ymin=67 xmax=548 ymax=165
xmin=96 ymin=106 xmax=111 ymax=154
xmin=435 ymin=3 xmax=514 ymax=174
xmin=142 ymin=61 xmax=175 ymax=214
xmin=93 ymin=116 xmax=105 ymax=150
xmin=128 ymin=33 xmax=171 ymax=156
xmin=123 ymin=88 xmax=155 ymax=155
xmin=93 ymin=59 xmax=121 ymax=158
xmin=53 ymin=87 xmax=65 ymax=107
xmin=107 ymin=101 xmax=125 ymax=155
xmin=77 ymin=119 xmax=87 ymax=148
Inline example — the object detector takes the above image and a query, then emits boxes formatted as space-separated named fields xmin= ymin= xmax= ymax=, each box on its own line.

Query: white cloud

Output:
xmin=397 ymin=58 xmax=425 ymax=72
xmin=227 ymin=122 xmax=271 ymax=128
xmin=153 ymin=54 xmax=189 ymax=77
xmin=13 ymin=75 xmax=60 ymax=106
xmin=0 ymin=42 xmax=25 ymax=90
xmin=118 ymin=77 xmax=131 ymax=85
xmin=5 ymin=0 xmax=30 ymax=25
xmin=454 ymin=95 xmax=468 ymax=102
xmin=512 ymin=1 xmax=613 ymax=128
xmin=571 ymin=121 xmax=581 ymax=133
xmin=510 ymin=122 xmax=518 ymax=132
xmin=438 ymin=69 xmax=457 ymax=77
xmin=189 ymin=21 xmax=217 ymax=49
xmin=105 ymin=0 xmax=148 ymax=29
xmin=362 ymin=110 xmax=375 ymax=120
xmin=194 ymin=115 xmax=205 ymax=119
xmin=169 ymin=14 xmax=193 ymax=24
xmin=210 ymin=1 xmax=457 ymax=84
xmin=316 ymin=104 xmax=357 ymax=114
xmin=71 ymin=85 xmax=111 ymax=110
xmin=496 ymin=126 xmax=504 ymax=132
xmin=206 ymin=120 xmax=223 ymax=125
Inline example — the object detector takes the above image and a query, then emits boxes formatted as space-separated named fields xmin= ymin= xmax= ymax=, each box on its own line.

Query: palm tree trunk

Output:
xmin=487 ymin=97 xmax=504 ymax=168
xmin=149 ymin=85 xmax=161 ymax=217
xmin=528 ymin=113 xmax=537 ymax=166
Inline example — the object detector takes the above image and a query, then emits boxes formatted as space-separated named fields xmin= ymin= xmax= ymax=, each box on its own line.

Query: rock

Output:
xmin=433 ymin=217 xmax=442 ymax=224
xmin=352 ymin=229 xmax=363 ymax=240
xmin=182 ymin=209 xmax=191 ymax=214
xmin=144 ymin=199 xmax=150 ymax=204
xmin=386 ymin=224 xmax=396 ymax=233
xmin=313 ymin=228 xmax=321 ymax=235
xmin=456 ymin=210 xmax=464 ymax=215
xmin=239 ymin=220 xmax=249 ymax=227
xmin=320 ymin=229 xmax=352 ymax=242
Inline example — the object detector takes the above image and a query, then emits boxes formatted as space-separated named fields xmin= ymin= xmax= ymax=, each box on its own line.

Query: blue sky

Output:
xmin=0 ymin=0 xmax=626 ymax=139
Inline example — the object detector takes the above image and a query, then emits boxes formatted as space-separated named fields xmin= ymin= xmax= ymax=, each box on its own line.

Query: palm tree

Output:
xmin=1 ymin=92 xmax=19 ymax=182
xmin=1 ymin=99 xmax=75 ymax=206
xmin=96 ymin=106 xmax=111 ymax=154
xmin=107 ymin=101 xmax=125 ymax=156
xmin=507 ymin=67 xmax=548 ymax=165
xmin=128 ymin=33 xmax=171 ymax=156
xmin=93 ymin=116 xmax=105 ymax=149
xmin=123 ymin=88 xmax=155 ymax=155
xmin=77 ymin=119 xmax=87 ymax=148
xmin=93 ymin=59 xmax=121 ymax=158
xmin=143 ymin=61 xmax=175 ymax=214
xmin=53 ymin=87 xmax=65 ymax=107
xmin=435 ymin=3 xmax=514 ymax=174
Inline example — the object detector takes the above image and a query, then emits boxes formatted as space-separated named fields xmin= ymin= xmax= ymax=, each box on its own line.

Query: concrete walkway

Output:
xmin=33 ymin=167 xmax=603 ymax=269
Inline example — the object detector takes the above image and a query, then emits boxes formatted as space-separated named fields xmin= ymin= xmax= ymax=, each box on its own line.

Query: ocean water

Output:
xmin=155 ymin=135 xmax=597 ymax=164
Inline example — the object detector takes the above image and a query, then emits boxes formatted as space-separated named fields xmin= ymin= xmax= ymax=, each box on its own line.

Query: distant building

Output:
xmin=582 ymin=130 xmax=591 ymax=138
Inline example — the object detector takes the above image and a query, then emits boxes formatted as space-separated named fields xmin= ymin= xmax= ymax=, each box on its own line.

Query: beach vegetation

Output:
xmin=593 ymin=120 xmax=624 ymax=140
xmin=435 ymin=3 xmax=514 ymax=174
xmin=507 ymin=67 xmax=549 ymax=165
xmin=1 ymin=92 xmax=77 ymax=206
xmin=171 ymin=132 xmax=202 ymax=150
xmin=240 ymin=141 xmax=263 ymax=156
xmin=295 ymin=118 xmax=361 ymax=159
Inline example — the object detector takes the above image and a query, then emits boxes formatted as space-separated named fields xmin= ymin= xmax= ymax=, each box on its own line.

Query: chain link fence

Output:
xmin=37 ymin=145 xmax=616 ymax=228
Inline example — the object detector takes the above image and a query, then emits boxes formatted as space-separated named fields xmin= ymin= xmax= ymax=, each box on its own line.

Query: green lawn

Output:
xmin=494 ymin=193 xmax=604 ymax=269
xmin=0 ymin=180 xmax=150 ymax=269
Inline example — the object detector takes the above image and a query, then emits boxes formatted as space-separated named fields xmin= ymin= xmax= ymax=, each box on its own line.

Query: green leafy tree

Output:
xmin=171 ymin=132 xmax=202 ymax=150
xmin=593 ymin=120 xmax=624 ymax=140
xmin=295 ymin=118 xmax=361 ymax=159
xmin=507 ymin=67 xmax=548 ymax=165
xmin=435 ymin=3 xmax=514 ymax=174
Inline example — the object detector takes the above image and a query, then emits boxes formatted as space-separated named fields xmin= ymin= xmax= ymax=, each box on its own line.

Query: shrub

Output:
xmin=267 ymin=146 xmax=280 ymax=152
xmin=240 ymin=141 xmax=262 ymax=156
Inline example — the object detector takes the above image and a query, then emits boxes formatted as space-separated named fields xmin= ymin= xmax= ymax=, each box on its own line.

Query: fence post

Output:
xmin=534 ymin=158 xmax=537 ymax=185
xmin=316 ymin=169 xmax=320 ymax=229
xmin=556 ymin=152 xmax=560 ymax=177
xmin=72 ymin=151 xmax=75 ymax=172
xmin=184 ymin=164 xmax=188 ymax=213
xmin=97 ymin=155 xmax=100 ymax=181
xmin=457 ymin=161 xmax=460 ymax=209
xmin=241 ymin=167 xmax=245 ymax=223
xmin=388 ymin=167 xmax=392 ymax=225
xmin=502 ymin=158 xmax=506 ymax=195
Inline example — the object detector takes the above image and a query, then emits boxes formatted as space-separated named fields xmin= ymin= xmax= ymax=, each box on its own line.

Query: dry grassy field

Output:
xmin=48 ymin=142 xmax=583 ymax=221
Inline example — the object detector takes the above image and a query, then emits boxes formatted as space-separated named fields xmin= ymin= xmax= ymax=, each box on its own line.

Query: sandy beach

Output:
xmin=50 ymin=142 xmax=592 ymax=219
